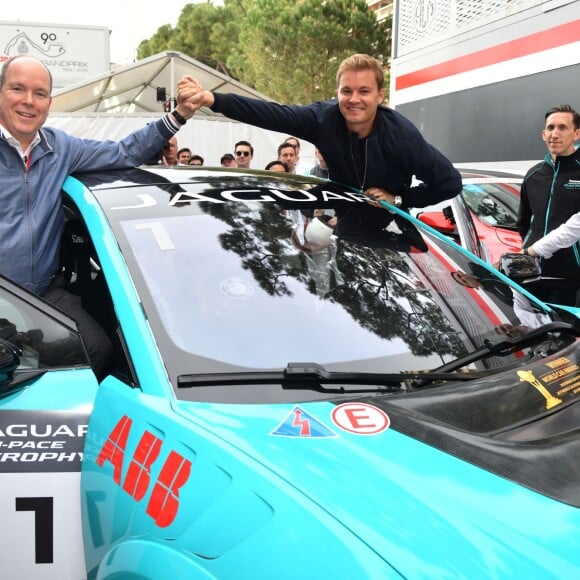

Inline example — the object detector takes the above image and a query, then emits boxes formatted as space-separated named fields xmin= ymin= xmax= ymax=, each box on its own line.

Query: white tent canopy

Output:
xmin=50 ymin=51 xmax=270 ymax=115
xmin=47 ymin=51 xmax=315 ymax=169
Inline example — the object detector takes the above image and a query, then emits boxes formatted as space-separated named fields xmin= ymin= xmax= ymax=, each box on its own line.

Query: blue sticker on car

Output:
xmin=271 ymin=406 xmax=337 ymax=438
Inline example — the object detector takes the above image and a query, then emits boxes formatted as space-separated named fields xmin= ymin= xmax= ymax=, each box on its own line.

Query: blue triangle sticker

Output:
xmin=271 ymin=406 xmax=337 ymax=438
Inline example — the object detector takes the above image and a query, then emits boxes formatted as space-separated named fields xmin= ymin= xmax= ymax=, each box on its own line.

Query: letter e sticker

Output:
xmin=331 ymin=403 xmax=390 ymax=435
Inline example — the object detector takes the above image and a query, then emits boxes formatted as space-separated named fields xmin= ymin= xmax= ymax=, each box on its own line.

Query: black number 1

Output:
xmin=15 ymin=497 xmax=54 ymax=564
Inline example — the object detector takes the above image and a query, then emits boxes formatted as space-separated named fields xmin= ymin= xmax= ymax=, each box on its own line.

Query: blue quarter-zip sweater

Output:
xmin=0 ymin=115 xmax=177 ymax=295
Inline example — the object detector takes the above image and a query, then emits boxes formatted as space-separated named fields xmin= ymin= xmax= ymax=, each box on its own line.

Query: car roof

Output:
xmin=457 ymin=167 xmax=524 ymax=181
xmin=455 ymin=160 xmax=539 ymax=177
xmin=72 ymin=165 xmax=321 ymax=192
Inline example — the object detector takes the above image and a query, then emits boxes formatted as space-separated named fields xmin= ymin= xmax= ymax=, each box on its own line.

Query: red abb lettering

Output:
xmin=96 ymin=414 xmax=133 ymax=485
xmin=123 ymin=430 xmax=162 ymax=501
xmin=146 ymin=450 xmax=191 ymax=527
xmin=97 ymin=416 xmax=191 ymax=527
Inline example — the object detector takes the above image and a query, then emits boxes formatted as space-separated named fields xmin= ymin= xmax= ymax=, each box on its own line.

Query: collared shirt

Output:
xmin=0 ymin=123 xmax=41 ymax=163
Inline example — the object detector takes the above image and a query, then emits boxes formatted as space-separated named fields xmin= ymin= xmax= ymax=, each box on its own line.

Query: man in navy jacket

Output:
xmin=178 ymin=53 xmax=462 ymax=210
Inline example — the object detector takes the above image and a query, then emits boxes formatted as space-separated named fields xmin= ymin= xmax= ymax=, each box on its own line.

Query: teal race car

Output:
xmin=1 ymin=166 xmax=579 ymax=579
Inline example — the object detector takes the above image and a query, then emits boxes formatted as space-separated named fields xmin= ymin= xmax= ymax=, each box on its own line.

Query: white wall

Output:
xmin=46 ymin=112 xmax=316 ymax=170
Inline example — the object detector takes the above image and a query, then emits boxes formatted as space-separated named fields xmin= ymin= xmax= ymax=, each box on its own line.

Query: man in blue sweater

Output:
xmin=178 ymin=53 xmax=462 ymax=210
xmin=0 ymin=55 xmax=195 ymax=377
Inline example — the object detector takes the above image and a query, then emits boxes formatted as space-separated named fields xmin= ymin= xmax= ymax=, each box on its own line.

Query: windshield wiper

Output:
xmin=423 ymin=321 xmax=579 ymax=378
xmin=177 ymin=362 xmax=492 ymax=392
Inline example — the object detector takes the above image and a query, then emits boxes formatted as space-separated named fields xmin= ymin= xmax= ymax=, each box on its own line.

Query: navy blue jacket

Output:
xmin=211 ymin=93 xmax=462 ymax=208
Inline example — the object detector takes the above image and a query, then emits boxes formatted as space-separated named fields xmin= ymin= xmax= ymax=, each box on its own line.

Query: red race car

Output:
xmin=415 ymin=166 xmax=526 ymax=264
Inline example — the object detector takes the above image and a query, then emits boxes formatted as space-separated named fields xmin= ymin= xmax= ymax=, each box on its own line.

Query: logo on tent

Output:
xmin=271 ymin=406 xmax=337 ymax=438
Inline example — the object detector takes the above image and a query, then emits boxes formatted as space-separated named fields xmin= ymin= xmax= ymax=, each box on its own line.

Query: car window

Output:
xmin=462 ymin=182 xmax=520 ymax=227
xmin=0 ymin=287 xmax=87 ymax=371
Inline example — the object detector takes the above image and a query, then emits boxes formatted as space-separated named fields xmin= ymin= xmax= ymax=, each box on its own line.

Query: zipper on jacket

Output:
xmin=545 ymin=161 xmax=559 ymax=237
xmin=22 ymin=152 xmax=36 ymax=287
xmin=23 ymin=154 xmax=31 ymax=183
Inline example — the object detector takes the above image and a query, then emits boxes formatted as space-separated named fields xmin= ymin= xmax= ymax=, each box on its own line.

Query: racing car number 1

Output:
xmin=0 ymin=473 xmax=86 ymax=579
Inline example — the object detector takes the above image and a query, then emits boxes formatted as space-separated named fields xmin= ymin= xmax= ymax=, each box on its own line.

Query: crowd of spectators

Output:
xmin=153 ymin=134 xmax=329 ymax=178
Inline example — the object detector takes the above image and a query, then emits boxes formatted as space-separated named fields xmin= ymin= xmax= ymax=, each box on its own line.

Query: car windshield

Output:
xmin=93 ymin=172 xmax=554 ymax=398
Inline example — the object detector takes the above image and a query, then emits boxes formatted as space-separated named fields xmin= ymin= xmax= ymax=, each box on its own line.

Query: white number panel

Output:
xmin=0 ymin=410 xmax=89 ymax=579
xmin=0 ymin=472 xmax=86 ymax=579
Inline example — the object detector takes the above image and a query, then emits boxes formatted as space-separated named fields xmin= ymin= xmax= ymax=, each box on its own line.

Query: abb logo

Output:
xmin=96 ymin=415 xmax=191 ymax=527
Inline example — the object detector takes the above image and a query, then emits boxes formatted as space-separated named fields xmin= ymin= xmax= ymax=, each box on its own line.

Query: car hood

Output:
xmin=176 ymin=399 xmax=580 ymax=577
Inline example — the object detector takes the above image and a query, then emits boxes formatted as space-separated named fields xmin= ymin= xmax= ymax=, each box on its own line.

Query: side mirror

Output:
xmin=416 ymin=209 xmax=456 ymax=234
xmin=0 ymin=338 xmax=20 ymax=386
xmin=498 ymin=252 xmax=541 ymax=282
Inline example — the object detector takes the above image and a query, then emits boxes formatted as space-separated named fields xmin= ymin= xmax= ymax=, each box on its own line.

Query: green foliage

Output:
xmin=137 ymin=2 xmax=240 ymax=76
xmin=233 ymin=0 xmax=391 ymax=102
xmin=137 ymin=0 xmax=391 ymax=103
xmin=137 ymin=24 xmax=177 ymax=58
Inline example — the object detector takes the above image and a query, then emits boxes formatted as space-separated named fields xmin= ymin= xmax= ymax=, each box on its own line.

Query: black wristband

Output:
xmin=522 ymin=247 xmax=529 ymax=255
xmin=171 ymin=109 xmax=187 ymax=126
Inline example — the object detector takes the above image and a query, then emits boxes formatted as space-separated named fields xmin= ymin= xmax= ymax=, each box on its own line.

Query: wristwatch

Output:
xmin=393 ymin=195 xmax=403 ymax=207
xmin=522 ymin=247 xmax=529 ymax=255
xmin=171 ymin=109 xmax=187 ymax=126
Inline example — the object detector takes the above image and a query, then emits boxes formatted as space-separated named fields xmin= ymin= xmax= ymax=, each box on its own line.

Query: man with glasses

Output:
xmin=234 ymin=140 xmax=254 ymax=168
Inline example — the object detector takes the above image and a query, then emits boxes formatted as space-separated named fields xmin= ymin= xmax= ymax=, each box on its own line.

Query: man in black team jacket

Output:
xmin=178 ymin=54 xmax=462 ymax=213
xmin=518 ymin=105 xmax=580 ymax=306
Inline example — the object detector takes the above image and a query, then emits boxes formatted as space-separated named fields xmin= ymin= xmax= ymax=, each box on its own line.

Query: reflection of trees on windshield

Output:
xmin=201 ymin=201 xmax=466 ymax=359
xmin=217 ymin=204 xmax=297 ymax=297
xmin=330 ymin=245 xmax=466 ymax=358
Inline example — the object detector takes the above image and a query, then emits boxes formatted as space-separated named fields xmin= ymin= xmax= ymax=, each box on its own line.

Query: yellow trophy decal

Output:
xmin=517 ymin=370 xmax=563 ymax=409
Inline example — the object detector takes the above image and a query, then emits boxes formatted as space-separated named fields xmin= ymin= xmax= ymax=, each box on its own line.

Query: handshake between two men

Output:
xmin=177 ymin=76 xmax=214 ymax=113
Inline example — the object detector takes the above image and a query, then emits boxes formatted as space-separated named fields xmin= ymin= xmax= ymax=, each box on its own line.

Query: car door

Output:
xmin=460 ymin=180 xmax=522 ymax=262
xmin=58 ymin=185 xmax=194 ymax=577
xmin=0 ymin=276 xmax=99 ymax=580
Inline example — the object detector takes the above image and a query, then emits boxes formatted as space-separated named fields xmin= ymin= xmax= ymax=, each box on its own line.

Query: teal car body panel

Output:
xmin=83 ymin=379 xmax=580 ymax=578
xmin=0 ymin=368 xmax=97 ymax=410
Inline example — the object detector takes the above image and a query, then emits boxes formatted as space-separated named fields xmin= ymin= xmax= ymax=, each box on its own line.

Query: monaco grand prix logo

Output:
xmin=3 ymin=32 xmax=66 ymax=59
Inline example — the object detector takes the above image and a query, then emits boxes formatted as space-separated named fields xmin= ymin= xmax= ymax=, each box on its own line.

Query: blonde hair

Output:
xmin=336 ymin=54 xmax=384 ymax=90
